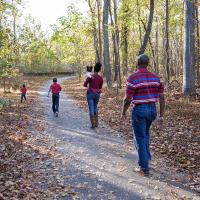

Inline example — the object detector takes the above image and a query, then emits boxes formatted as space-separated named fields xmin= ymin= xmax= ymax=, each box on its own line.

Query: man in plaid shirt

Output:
xmin=121 ymin=54 xmax=165 ymax=176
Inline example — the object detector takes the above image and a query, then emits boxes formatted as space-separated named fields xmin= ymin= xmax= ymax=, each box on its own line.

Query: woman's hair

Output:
xmin=137 ymin=54 xmax=149 ymax=67
xmin=53 ymin=78 xmax=57 ymax=82
xmin=94 ymin=62 xmax=102 ymax=72
xmin=23 ymin=84 xmax=26 ymax=87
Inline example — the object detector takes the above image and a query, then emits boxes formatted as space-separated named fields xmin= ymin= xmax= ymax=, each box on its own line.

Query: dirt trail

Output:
xmin=38 ymin=77 xmax=199 ymax=200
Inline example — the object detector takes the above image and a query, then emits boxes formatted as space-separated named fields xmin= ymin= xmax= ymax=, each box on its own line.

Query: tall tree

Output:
xmin=195 ymin=1 xmax=200 ymax=86
xmin=138 ymin=0 xmax=154 ymax=55
xmin=165 ymin=0 xmax=170 ymax=82
xmin=96 ymin=0 xmax=102 ymax=63
xmin=87 ymin=0 xmax=100 ymax=62
xmin=120 ymin=0 xmax=129 ymax=76
xmin=103 ymin=0 xmax=112 ymax=88
xmin=183 ymin=0 xmax=196 ymax=96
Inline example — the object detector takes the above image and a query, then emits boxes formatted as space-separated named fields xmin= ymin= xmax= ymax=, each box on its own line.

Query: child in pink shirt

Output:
xmin=20 ymin=84 xmax=27 ymax=103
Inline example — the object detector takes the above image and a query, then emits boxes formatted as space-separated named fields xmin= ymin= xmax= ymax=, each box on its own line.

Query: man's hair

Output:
xmin=23 ymin=84 xmax=26 ymax=87
xmin=137 ymin=54 xmax=149 ymax=67
xmin=94 ymin=62 xmax=102 ymax=72
xmin=53 ymin=78 xmax=57 ymax=82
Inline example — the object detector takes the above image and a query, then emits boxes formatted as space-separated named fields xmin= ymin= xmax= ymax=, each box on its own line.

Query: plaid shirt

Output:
xmin=126 ymin=68 xmax=164 ymax=104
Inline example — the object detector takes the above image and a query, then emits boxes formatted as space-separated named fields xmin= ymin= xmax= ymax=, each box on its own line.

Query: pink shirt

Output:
xmin=50 ymin=83 xmax=62 ymax=94
xmin=20 ymin=87 xmax=27 ymax=94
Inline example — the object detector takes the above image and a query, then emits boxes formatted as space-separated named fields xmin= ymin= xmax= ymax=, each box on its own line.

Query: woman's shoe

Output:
xmin=94 ymin=113 xmax=98 ymax=127
xmin=90 ymin=115 xmax=95 ymax=129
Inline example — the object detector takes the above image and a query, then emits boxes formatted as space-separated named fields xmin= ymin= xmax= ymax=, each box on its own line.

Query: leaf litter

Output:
xmin=63 ymin=78 xmax=200 ymax=195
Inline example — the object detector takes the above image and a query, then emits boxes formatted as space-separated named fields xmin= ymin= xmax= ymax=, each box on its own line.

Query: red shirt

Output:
xmin=84 ymin=73 xmax=103 ymax=93
xmin=50 ymin=83 xmax=62 ymax=94
xmin=126 ymin=68 xmax=164 ymax=104
xmin=20 ymin=87 xmax=27 ymax=94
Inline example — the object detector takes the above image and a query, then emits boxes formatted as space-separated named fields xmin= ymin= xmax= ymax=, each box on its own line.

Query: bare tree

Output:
xmin=138 ymin=0 xmax=154 ymax=55
xmin=96 ymin=0 xmax=102 ymax=63
xmin=103 ymin=0 xmax=112 ymax=88
xmin=87 ymin=0 xmax=100 ymax=62
xmin=183 ymin=0 xmax=196 ymax=96
xmin=165 ymin=0 xmax=170 ymax=83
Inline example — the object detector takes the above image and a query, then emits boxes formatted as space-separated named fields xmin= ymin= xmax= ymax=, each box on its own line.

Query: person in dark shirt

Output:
xmin=20 ymin=84 xmax=27 ymax=103
xmin=84 ymin=62 xmax=103 ymax=128
xmin=48 ymin=78 xmax=62 ymax=117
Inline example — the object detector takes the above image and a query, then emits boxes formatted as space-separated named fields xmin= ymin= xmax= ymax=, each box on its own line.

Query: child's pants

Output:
xmin=52 ymin=93 xmax=59 ymax=113
xmin=21 ymin=93 xmax=26 ymax=103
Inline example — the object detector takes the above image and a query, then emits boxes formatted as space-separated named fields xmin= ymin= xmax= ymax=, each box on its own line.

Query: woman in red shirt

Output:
xmin=84 ymin=62 xmax=103 ymax=128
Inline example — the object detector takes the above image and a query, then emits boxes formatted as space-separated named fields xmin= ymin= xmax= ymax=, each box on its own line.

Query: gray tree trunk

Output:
xmin=195 ymin=1 xmax=200 ymax=86
xmin=138 ymin=0 xmax=154 ymax=55
xmin=165 ymin=0 xmax=170 ymax=83
xmin=121 ymin=0 xmax=129 ymax=76
xmin=96 ymin=0 xmax=102 ymax=63
xmin=103 ymin=0 xmax=112 ymax=88
xmin=183 ymin=0 xmax=196 ymax=96
xmin=88 ymin=0 xmax=100 ymax=62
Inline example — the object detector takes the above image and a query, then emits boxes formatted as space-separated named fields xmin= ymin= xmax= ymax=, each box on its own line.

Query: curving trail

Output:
xmin=38 ymin=77 xmax=198 ymax=200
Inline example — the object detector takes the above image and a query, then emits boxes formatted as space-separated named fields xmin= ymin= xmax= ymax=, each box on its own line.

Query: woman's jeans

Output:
xmin=52 ymin=93 xmax=60 ymax=113
xmin=87 ymin=92 xmax=100 ymax=116
xmin=132 ymin=103 xmax=157 ymax=173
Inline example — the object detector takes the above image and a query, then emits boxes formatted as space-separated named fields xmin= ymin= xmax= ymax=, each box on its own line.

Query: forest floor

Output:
xmin=0 ymin=76 xmax=199 ymax=199
xmin=63 ymin=77 xmax=200 ymax=195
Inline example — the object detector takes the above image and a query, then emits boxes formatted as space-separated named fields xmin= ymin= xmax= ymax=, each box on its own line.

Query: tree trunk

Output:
xmin=195 ymin=1 xmax=200 ymax=86
xmin=140 ymin=18 xmax=157 ymax=73
xmin=138 ymin=0 xmax=154 ymax=55
xmin=121 ymin=0 xmax=129 ymax=76
xmin=183 ymin=0 xmax=196 ymax=96
xmin=155 ymin=16 xmax=159 ymax=73
xmin=96 ymin=0 xmax=102 ymax=63
xmin=103 ymin=0 xmax=112 ymax=88
xmin=165 ymin=0 xmax=170 ymax=83
xmin=88 ymin=0 xmax=100 ymax=62
xmin=136 ymin=0 xmax=142 ymax=46
xmin=113 ymin=0 xmax=121 ymax=89
xmin=109 ymin=0 xmax=121 ymax=88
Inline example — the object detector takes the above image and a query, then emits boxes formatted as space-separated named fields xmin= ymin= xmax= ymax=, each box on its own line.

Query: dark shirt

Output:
xmin=84 ymin=73 xmax=103 ymax=93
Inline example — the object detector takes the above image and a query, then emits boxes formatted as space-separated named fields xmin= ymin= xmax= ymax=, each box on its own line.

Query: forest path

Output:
xmin=38 ymin=77 xmax=198 ymax=200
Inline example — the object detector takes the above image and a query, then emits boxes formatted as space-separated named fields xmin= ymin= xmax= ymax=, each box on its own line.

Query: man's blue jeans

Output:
xmin=132 ymin=103 xmax=157 ymax=173
xmin=87 ymin=92 xmax=100 ymax=116
xmin=52 ymin=93 xmax=59 ymax=113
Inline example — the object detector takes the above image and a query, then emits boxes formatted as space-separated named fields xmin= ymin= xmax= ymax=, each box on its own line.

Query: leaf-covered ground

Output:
xmin=0 ymin=77 xmax=76 ymax=199
xmin=63 ymin=78 xmax=200 ymax=194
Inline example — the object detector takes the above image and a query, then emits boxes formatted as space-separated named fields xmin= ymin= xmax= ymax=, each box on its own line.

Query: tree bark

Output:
xmin=103 ymin=0 xmax=112 ymax=88
xmin=88 ymin=0 xmax=100 ymax=62
xmin=109 ymin=0 xmax=121 ymax=88
xmin=195 ymin=1 xmax=200 ymax=86
xmin=183 ymin=0 xmax=196 ymax=96
xmin=138 ymin=0 xmax=154 ymax=55
xmin=121 ymin=0 xmax=129 ymax=76
xmin=165 ymin=0 xmax=170 ymax=83
xmin=96 ymin=0 xmax=102 ymax=63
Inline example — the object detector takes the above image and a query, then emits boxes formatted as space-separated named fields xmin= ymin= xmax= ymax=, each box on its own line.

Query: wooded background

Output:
xmin=0 ymin=0 xmax=199 ymax=95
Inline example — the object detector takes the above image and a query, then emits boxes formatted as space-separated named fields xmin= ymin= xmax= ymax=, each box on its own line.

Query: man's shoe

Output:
xmin=138 ymin=169 xmax=150 ymax=177
xmin=55 ymin=112 xmax=58 ymax=117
